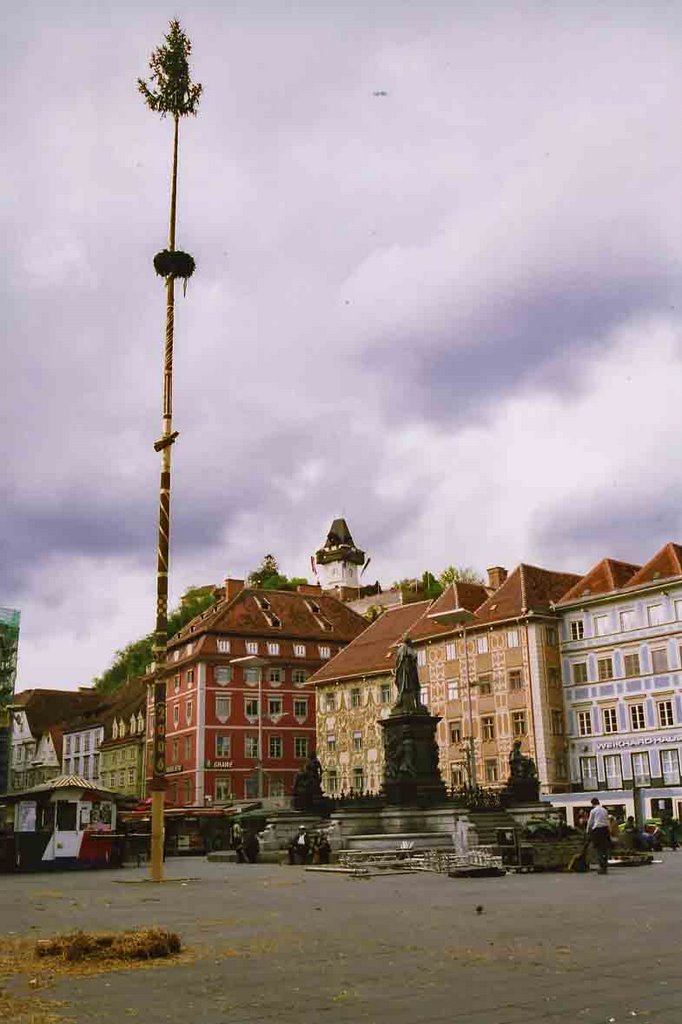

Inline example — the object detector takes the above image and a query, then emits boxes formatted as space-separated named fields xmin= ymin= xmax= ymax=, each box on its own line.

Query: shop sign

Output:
xmin=205 ymin=760 xmax=233 ymax=770
xmin=596 ymin=735 xmax=678 ymax=750
xmin=165 ymin=764 xmax=183 ymax=774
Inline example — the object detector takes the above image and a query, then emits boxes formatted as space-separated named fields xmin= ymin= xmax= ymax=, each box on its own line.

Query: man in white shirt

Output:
xmin=585 ymin=797 xmax=610 ymax=874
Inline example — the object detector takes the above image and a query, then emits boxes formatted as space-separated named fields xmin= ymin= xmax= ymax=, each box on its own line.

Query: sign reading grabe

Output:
xmin=205 ymin=760 xmax=233 ymax=770
xmin=153 ymin=682 xmax=167 ymax=780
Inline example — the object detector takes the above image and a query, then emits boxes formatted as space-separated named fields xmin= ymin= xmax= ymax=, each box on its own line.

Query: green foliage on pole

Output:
xmin=138 ymin=18 xmax=202 ymax=119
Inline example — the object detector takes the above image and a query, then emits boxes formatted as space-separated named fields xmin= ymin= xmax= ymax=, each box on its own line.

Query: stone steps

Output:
xmin=466 ymin=810 xmax=518 ymax=846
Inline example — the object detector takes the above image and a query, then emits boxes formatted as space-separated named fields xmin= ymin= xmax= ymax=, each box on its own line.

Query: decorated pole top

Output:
xmin=137 ymin=18 xmax=202 ymax=119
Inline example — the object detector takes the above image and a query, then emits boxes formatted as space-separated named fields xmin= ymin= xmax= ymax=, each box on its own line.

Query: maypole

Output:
xmin=138 ymin=19 xmax=202 ymax=882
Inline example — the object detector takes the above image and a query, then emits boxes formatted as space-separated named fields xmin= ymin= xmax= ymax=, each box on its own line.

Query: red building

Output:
xmin=147 ymin=579 xmax=367 ymax=806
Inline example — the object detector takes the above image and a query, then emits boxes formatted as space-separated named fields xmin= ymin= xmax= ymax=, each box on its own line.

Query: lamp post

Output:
xmin=427 ymin=604 xmax=477 ymax=787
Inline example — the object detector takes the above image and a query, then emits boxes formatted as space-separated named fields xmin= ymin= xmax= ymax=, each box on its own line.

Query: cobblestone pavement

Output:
xmin=2 ymin=854 xmax=682 ymax=1023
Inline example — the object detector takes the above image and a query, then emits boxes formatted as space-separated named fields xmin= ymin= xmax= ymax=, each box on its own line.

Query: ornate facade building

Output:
xmin=149 ymin=580 xmax=366 ymax=806
xmin=553 ymin=542 xmax=682 ymax=824
xmin=310 ymin=564 xmax=582 ymax=797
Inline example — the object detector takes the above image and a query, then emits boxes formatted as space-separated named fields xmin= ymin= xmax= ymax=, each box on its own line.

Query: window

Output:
xmin=293 ymin=669 xmax=308 ymax=685
xmin=572 ymin=662 xmax=588 ymax=685
xmin=184 ymin=736 xmax=192 ymax=759
xmin=631 ymin=751 xmax=651 ymax=785
xmin=82 ymin=755 xmax=90 ymax=778
xmin=604 ymin=754 xmax=623 ymax=789
xmin=547 ymin=667 xmax=559 ymax=687
xmin=119 ymin=770 xmax=125 ymax=789
xmin=651 ymin=648 xmax=669 ymax=673
xmin=506 ymin=629 xmax=520 ymax=648
xmin=551 ymin=710 xmax=563 ymax=735
xmin=269 ymin=735 xmax=283 ymax=758
xmin=294 ymin=644 xmax=306 ymax=658
xmin=445 ymin=642 xmax=457 ymax=661
xmin=127 ymin=767 xmax=134 ymax=785
xmin=511 ymin=711 xmax=527 ymax=736
xmin=602 ymin=707 xmax=618 ymax=734
xmin=74 ymin=736 xmax=81 ymax=753
xmin=324 ymin=693 xmax=336 ymax=712
xmin=352 ymin=731 xmax=363 ymax=752
xmin=319 ymin=646 xmax=331 ymax=659
xmin=675 ymin=599 xmax=682 ymax=621
xmin=215 ymin=666 xmax=232 ymax=685
xmin=447 ymin=681 xmax=459 ymax=701
xmin=217 ymin=639 xmax=231 ymax=653
xmin=450 ymin=765 xmax=465 ymax=788
xmin=245 ymin=697 xmax=260 ymax=720
xmin=172 ymin=674 xmax=181 ymax=694
xmin=129 ymin=715 xmax=137 ymax=736
xmin=546 ymin=627 xmax=557 ymax=647
xmin=477 ymin=675 xmax=492 ymax=695
xmin=173 ymin=704 xmax=180 ymax=727
xmin=83 ymin=734 xmax=91 ymax=752
xmin=215 ymin=777 xmax=231 ymax=801
xmin=661 ymin=749 xmax=681 ymax=785
xmin=570 ymin=620 xmax=584 ymax=641
xmin=186 ymin=670 xmax=194 ymax=686
xmin=244 ymin=776 xmax=259 ymax=799
xmin=326 ymin=734 xmax=336 ymax=753
xmin=170 ymin=736 xmax=180 ymax=761
xmin=244 ymin=667 xmax=261 ymax=685
xmin=620 ymin=610 xmax=636 ymax=631
xmin=350 ymin=688 xmax=362 ymax=708
xmin=268 ymin=667 xmax=282 ymax=685
xmin=597 ymin=657 xmax=614 ymax=681
xmin=658 ymin=700 xmax=674 ymax=728
xmin=267 ymin=642 xmax=279 ymax=656
xmin=65 ymin=737 xmax=71 ymax=755
xmin=185 ymin=699 xmax=193 ymax=725
xmin=580 ymin=756 xmax=599 ymax=791
xmin=326 ymin=770 xmax=339 ymax=794
xmin=629 ymin=704 xmax=646 ymax=731
xmin=352 ymin=767 xmax=364 ymax=792
xmin=293 ymin=699 xmax=308 ymax=720
xmin=246 ymin=641 xmax=259 ymax=655
xmin=508 ymin=669 xmax=524 ymax=691
xmin=482 ymin=716 xmax=495 ymax=741
xmin=216 ymin=734 xmax=230 ymax=757
xmin=268 ymin=777 xmax=285 ymax=797
xmin=183 ymin=778 xmax=192 ymax=803
xmin=555 ymin=756 xmax=568 ymax=780
xmin=420 ymin=686 xmax=429 ymax=705
xmin=417 ymin=649 xmax=426 ymax=667
xmin=245 ymin=735 xmax=259 ymax=758
xmin=215 ymin=695 xmax=231 ymax=722
xmin=476 ymin=635 xmax=488 ymax=654
xmin=450 ymin=721 xmax=462 ymax=744
xmin=484 ymin=759 xmax=498 ymax=783
xmin=294 ymin=737 xmax=309 ymax=759
xmin=647 ymin=604 xmax=664 ymax=626
xmin=63 ymin=758 xmax=71 ymax=775
xmin=380 ymin=683 xmax=392 ymax=704
xmin=623 ymin=652 xmax=640 ymax=677
xmin=268 ymin=696 xmax=283 ymax=718
xmin=578 ymin=710 xmax=593 ymax=736
xmin=594 ymin=615 xmax=609 ymax=637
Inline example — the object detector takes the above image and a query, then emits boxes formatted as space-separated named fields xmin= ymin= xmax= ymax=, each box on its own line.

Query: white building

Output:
xmin=552 ymin=543 xmax=682 ymax=825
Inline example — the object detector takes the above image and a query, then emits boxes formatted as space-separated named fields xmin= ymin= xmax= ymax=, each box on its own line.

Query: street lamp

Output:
xmin=231 ymin=656 xmax=270 ymax=799
xmin=428 ymin=605 xmax=477 ymax=787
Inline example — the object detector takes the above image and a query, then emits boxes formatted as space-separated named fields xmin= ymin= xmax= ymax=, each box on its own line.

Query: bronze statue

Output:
xmin=505 ymin=740 xmax=539 ymax=803
xmin=393 ymin=638 xmax=423 ymax=713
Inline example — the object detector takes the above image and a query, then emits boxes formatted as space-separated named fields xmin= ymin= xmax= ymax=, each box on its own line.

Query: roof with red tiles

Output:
xmin=409 ymin=582 xmax=490 ymax=641
xmin=467 ymin=564 xmax=582 ymax=627
xmin=9 ymin=689 xmax=103 ymax=739
xmin=624 ymin=542 xmax=682 ymax=589
xmin=168 ymin=586 xmax=368 ymax=652
xmin=307 ymin=601 xmax=432 ymax=685
xmin=557 ymin=558 xmax=642 ymax=604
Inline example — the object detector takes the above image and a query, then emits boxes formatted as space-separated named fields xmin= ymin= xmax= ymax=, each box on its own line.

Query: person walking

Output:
xmin=586 ymin=797 xmax=611 ymax=874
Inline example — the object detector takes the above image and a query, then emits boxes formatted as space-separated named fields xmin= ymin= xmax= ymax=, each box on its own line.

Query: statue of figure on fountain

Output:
xmin=504 ymin=740 xmax=540 ymax=803
xmin=392 ymin=638 xmax=426 ymax=715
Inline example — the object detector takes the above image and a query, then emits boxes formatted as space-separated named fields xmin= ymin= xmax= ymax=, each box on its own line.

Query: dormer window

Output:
xmin=137 ymin=712 xmax=144 ymax=733
xmin=112 ymin=720 xmax=118 ymax=740
xmin=119 ymin=718 xmax=126 ymax=739
xmin=130 ymin=715 xmax=137 ymax=735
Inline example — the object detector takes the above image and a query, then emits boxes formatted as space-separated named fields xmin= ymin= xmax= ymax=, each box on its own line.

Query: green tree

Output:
xmin=438 ymin=565 xmax=485 ymax=587
xmin=94 ymin=586 xmax=216 ymax=694
xmin=247 ymin=555 xmax=309 ymax=591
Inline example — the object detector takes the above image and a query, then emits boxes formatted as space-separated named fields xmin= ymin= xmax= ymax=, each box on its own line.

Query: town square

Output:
xmin=3 ymin=2 xmax=682 ymax=1021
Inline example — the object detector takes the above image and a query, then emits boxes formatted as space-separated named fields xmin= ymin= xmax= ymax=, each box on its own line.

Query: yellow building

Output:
xmin=98 ymin=678 xmax=147 ymax=799
xmin=310 ymin=565 xmax=581 ymax=797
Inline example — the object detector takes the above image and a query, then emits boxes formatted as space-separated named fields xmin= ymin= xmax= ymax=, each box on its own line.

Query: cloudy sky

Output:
xmin=3 ymin=1 xmax=682 ymax=690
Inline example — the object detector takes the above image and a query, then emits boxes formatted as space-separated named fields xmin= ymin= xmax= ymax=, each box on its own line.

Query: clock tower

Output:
xmin=314 ymin=519 xmax=366 ymax=592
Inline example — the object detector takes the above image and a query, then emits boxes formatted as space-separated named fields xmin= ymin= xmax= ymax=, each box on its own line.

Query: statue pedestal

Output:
xmin=379 ymin=712 xmax=447 ymax=806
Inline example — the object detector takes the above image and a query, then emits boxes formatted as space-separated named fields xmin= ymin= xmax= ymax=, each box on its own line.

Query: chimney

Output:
xmin=224 ymin=578 xmax=245 ymax=601
xmin=487 ymin=566 xmax=508 ymax=590
xmin=296 ymin=583 xmax=323 ymax=596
